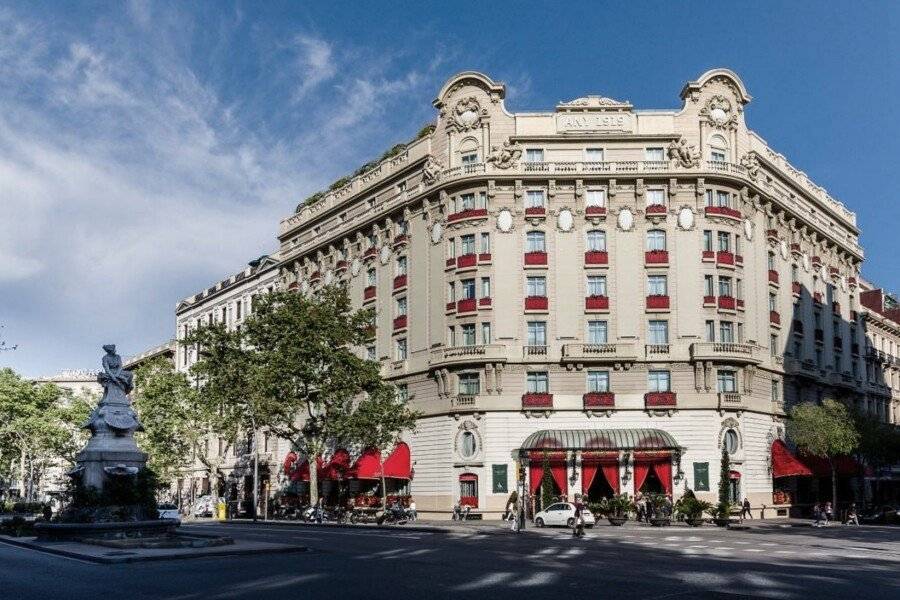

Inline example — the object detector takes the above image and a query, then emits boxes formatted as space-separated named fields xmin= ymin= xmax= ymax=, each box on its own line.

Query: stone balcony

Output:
xmin=561 ymin=342 xmax=638 ymax=369
xmin=689 ymin=342 xmax=762 ymax=365
xmin=717 ymin=392 xmax=745 ymax=413
xmin=449 ymin=395 xmax=478 ymax=412
xmin=429 ymin=344 xmax=508 ymax=367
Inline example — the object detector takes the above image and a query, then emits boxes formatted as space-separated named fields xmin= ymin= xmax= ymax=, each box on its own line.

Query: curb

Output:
xmin=0 ymin=535 xmax=308 ymax=564
xmin=207 ymin=519 xmax=517 ymax=536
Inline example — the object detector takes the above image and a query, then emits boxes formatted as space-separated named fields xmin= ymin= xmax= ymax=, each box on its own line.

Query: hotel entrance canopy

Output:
xmin=520 ymin=428 xmax=680 ymax=453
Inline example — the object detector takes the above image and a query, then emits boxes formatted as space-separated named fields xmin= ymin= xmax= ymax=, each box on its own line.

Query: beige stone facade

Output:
xmin=179 ymin=69 xmax=899 ymax=518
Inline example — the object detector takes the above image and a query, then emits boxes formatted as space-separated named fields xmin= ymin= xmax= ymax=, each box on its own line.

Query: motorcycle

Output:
xmin=376 ymin=504 xmax=409 ymax=525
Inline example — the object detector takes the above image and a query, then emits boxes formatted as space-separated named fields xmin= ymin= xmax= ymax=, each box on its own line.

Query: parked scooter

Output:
xmin=376 ymin=502 xmax=409 ymax=525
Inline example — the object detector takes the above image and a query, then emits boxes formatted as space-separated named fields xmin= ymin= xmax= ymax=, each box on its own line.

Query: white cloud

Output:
xmin=291 ymin=34 xmax=336 ymax=102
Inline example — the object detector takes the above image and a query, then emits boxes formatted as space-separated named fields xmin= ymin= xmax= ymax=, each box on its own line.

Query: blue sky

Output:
xmin=1 ymin=1 xmax=898 ymax=376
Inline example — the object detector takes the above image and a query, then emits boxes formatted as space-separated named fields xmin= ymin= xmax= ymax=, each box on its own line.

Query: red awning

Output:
xmin=348 ymin=443 xmax=412 ymax=480
xmin=350 ymin=448 xmax=382 ymax=480
xmin=323 ymin=449 xmax=352 ymax=480
xmin=800 ymin=454 xmax=869 ymax=478
xmin=771 ymin=440 xmax=813 ymax=478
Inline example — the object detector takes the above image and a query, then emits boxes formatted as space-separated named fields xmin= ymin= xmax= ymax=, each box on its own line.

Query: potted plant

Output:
xmin=713 ymin=447 xmax=734 ymax=527
xmin=674 ymin=495 xmax=713 ymax=527
xmin=597 ymin=494 xmax=635 ymax=526
xmin=646 ymin=493 xmax=672 ymax=526
xmin=710 ymin=501 xmax=733 ymax=527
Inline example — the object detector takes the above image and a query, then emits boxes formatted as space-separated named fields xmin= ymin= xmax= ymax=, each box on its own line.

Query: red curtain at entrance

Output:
xmin=529 ymin=461 xmax=567 ymax=495
xmin=633 ymin=461 xmax=650 ymax=493
xmin=652 ymin=460 xmax=672 ymax=495
xmin=550 ymin=463 xmax=567 ymax=496
xmin=529 ymin=463 xmax=543 ymax=493
xmin=601 ymin=462 xmax=620 ymax=494
xmin=581 ymin=462 xmax=599 ymax=495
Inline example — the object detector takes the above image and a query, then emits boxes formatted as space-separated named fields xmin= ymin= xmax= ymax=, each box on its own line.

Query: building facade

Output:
xmin=179 ymin=69 xmax=899 ymax=518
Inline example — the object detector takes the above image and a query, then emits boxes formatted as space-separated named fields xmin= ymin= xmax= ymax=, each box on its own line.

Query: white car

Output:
xmin=157 ymin=503 xmax=181 ymax=522
xmin=534 ymin=502 xmax=596 ymax=528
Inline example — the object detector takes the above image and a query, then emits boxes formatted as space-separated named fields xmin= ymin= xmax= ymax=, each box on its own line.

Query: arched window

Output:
xmin=646 ymin=229 xmax=666 ymax=251
xmin=709 ymin=135 xmax=728 ymax=163
xmin=459 ymin=431 xmax=477 ymax=458
xmin=586 ymin=230 xmax=606 ymax=252
xmin=458 ymin=137 xmax=479 ymax=165
xmin=526 ymin=230 xmax=546 ymax=253
xmin=723 ymin=429 xmax=739 ymax=454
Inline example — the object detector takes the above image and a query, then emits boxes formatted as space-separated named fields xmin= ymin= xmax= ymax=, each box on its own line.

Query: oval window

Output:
xmin=724 ymin=429 xmax=739 ymax=455
xmin=460 ymin=431 xmax=477 ymax=458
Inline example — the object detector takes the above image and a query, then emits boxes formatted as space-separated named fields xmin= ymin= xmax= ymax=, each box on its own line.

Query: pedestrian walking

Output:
xmin=741 ymin=498 xmax=752 ymax=519
xmin=572 ymin=493 xmax=585 ymax=537
xmin=408 ymin=500 xmax=417 ymax=522
xmin=845 ymin=503 xmax=859 ymax=526
xmin=824 ymin=501 xmax=833 ymax=526
xmin=812 ymin=502 xmax=822 ymax=527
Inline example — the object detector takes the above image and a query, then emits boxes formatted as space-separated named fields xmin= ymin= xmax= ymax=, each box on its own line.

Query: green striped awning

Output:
xmin=520 ymin=429 xmax=680 ymax=452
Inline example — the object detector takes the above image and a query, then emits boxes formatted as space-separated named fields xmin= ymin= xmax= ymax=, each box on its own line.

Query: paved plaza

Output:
xmin=2 ymin=521 xmax=898 ymax=599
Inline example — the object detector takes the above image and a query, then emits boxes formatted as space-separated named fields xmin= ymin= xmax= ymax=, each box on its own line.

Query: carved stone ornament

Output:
xmin=324 ymin=270 xmax=334 ymax=285
xmin=557 ymin=208 xmax=574 ymax=232
xmin=617 ymin=208 xmax=635 ymax=232
xmin=486 ymin=140 xmax=523 ymax=169
xmin=379 ymin=245 xmax=391 ymax=265
xmin=445 ymin=96 xmax=484 ymax=132
xmin=779 ymin=240 xmax=789 ymax=260
xmin=667 ymin=137 xmax=700 ymax=168
xmin=301 ymin=280 xmax=310 ymax=294
xmin=496 ymin=209 xmax=514 ymax=233
xmin=840 ymin=276 xmax=848 ymax=292
xmin=802 ymin=253 xmax=811 ymax=272
xmin=677 ymin=207 xmax=695 ymax=230
xmin=743 ymin=219 xmax=754 ymax=241
xmin=740 ymin=152 xmax=761 ymax=179
xmin=422 ymin=155 xmax=444 ymax=185
xmin=701 ymin=95 xmax=738 ymax=130
xmin=351 ymin=258 xmax=361 ymax=277
xmin=430 ymin=221 xmax=444 ymax=244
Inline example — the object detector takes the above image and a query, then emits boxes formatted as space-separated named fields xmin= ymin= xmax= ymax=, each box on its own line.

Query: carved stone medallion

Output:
xmin=497 ymin=209 xmax=513 ymax=233
xmin=557 ymin=208 xmax=574 ymax=232
xmin=351 ymin=258 xmax=362 ymax=276
xmin=430 ymin=222 xmax=444 ymax=244
xmin=379 ymin=245 xmax=391 ymax=265
xmin=617 ymin=208 xmax=635 ymax=231
xmin=677 ymin=207 xmax=694 ymax=230
xmin=743 ymin=219 xmax=754 ymax=241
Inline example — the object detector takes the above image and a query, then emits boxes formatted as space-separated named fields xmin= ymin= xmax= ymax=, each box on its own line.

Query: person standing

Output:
xmin=572 ymin=493 xmax=585 ymax=537
xmin=824 ymin=501 xmax=833 ymax=526
xmin=635 ymin=493 xmax=645 ymax=523
xmin=408 ymin=500 xmax=417 ymax=522
xmin=812 ymin=502 xmax=822 ymax=527
xmin=741 ymin=498 xmax=752 ymax=519
xmin=846 ymin=503 xmax=859 ymax=526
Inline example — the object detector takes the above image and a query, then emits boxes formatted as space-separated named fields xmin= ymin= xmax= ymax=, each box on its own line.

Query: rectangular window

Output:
xmin=446 ymin=238 xmax=456 ymax=258
xmin=718 ymin=276 xmax=732 ymax=297
xmin=705 ymin=189 xmax=714 ymax=207
xmin=448 ymin=326 xmax=456 ymax=347
xmin=480 ymin=232 xmax=490 ymax=253
xmin=646 ymin=230 xmax=666 ymax=251
xmin=771 ymin=334 xmax=779 ymax=357
xmin=586 ymin=230 xmax=606 ymax=251
xmin=461 ymin=234 xmax=476 ymax=255
xmin=703 ymin=230 xmax=713 ymax=252
xmin=525 ymin=148 xmax=544 ymax=162
xmin=767 ymin=253 xmax=775 ymax=270
xmin=587 ymin=370 xmax=610 ymax=392
xmin=527 ymin=371 xmax=549 ymax=393
xmin=587 ymin=320 xmax=608 ymax=344
xmin=645 ymin=189 xmax=665 ymax=207
xmin=481 ymin=322 xmax=492 ymax=344
xmin=396 ymin=296 xmax=407 ymax=316
xmin=526 ymin=190 xmax=545 ymax=208
xmin=706 ymin=320 xmax=716 ymax=342
xmin=367 ymin=269 xmax=377 ymax=286
xmin=645 ymin=147 xmax=665 ymax=161
xmin=366 ymin=345 xmax=376 ymax=361
xmin=481 ymin=277 xmax=491 ymax=298
xmin=235 ymin=301 xmax=242 ymax=320
xmin=395 ymin=338 xmax=407 ymax=360
xmin=461 ymin=324 xmax=476 ymax=346
xmin=527 ymin=321 xmax=547 ymax=346
xmin=648 ymin=370 xmax=671 ymax=392
xmin=396 ymin=256 xmax=407 ymax=276
xmin=720 ymin=321 xmax=734 ymax=343
xmin=711 ymin=149 xmax=726 ymax=163
xmin=526 ymin=231 xmax=546 ymax=252
xmin=447 ymin=281 xmax=456 ymax=302
xmin=395 ymin=384 xmax=409 ymax=403
xmin=715 ymin=191 xmax=729 ymax=208
xmin=648 ymin=320 xmax=669 ymax=344
xmin=771 ymin=379 xmax=779 ymax=402
xmin=769 ymin=293 xmax=777 ymax=312
xmin=587 ymin=275 xmax=607 ymax=297
xmin=458 ymin=372 xmax=480 ymax=395
xmin=461 ymin=152 xmax=478 ymax=165
xmin=704 ymin=275 xmax=715 ymax=297
xmin=718 ymin=231 xmax=731 ymax=252
xmin=717 ymin=370 xmax=737 ymax=393
xmin=585 ymin=148 xmax=604 ymax=162
xmin=459 ymin=193 xmax=476 ymax=211
xmin=396 ymin=219 xmax=408 ymax=235
xmin=647 ymin=275 xmax=667 ymax=296
xmin=461 ymin=279 xmax=476 ymax=299
xmin=526 ymin=276 xmax=547 ymax=297
xmin=735 ymin=235 xmax=741 ymax=255
xmin=586 ymin=189 xmax=606 ymax=207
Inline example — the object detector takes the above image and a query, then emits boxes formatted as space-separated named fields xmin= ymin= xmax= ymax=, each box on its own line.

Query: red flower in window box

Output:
xmin=457 ymin=298 xmax=477 ymax=313
xmin=525 ymin=296 xmax=548 ymax=310
xmin=718 ymin=295 xmax=736 ymax=310
xmin=646 ymin=204 xmax=667 ymax=215
xmin=792 ymin=281 xmax=801 ymax=295
xmin=446 ymin=257 xmax=456 ymax=268
xmin=522 ymin=393 xmax=553 ymax=408
xmin=766 ymin=229 xmax=779 ymax=242
xmin=446 ymin=301 xmax=456 ymax=312
xmin=478 ymin=253 xmax=492 ymax=263
xmin=768 ymin=270 xmax=779 ymax=284
xmin=702 ymin=250 xmax=715 ymax=261
xmin=704 ymin=206 xmax=742 ymax=219
xmin=703 ymin=295 xmax=716 ymax=306
xmin=478 ymin=297 xmax=492 ymax=307
xmin=645 ymin=391 xmax=676 ymax=407
xmin=812 ymin=256 xmax=823 ymax=270
xmin=524 ymin=251 xmax=548 ymax=266
xmin=585 ymin=295 xmax=609 ymax=310
xmin=393 ymin=274 xmax=407 ymax=290
xmin=363 ymin=286 xmax=376 ymax=300
xmin=309 ymin=271 xmax=322 ymax=281
xmin=456 ymin=253 xmax=477 ymax=269
xmin=447 ymin=208 xmax=488 ymax=223
xmin=646 ymin=295 xmax=669 ymax=309
xmin=585 ymin=206 xmax=607 ymax=216
xmin=335 ymin=260 xmax=349 ymax=271
xmin=583 ymin=392 xmax=615 ymax=408
xmin=393 ymin=234 xmax=409 ymax=246
xmin=393 ymin=315 xmax=407 ymax=330
xmin=770 ymin=310 xmax=780 ymax=325
xmin=584 ymin=251 xmax=608 ymax=265
xmin=790 ymin=243 xmax=801 ymax=254
xmin=525 ymin=206 xmax=546 ymax=216
xmin=716 ymin=251 xmax=735 ymax=266
xmin=645 ymin=250 xmax=669 ymax=264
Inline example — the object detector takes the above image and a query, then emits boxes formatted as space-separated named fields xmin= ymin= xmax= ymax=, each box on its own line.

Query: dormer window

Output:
xmin=709 ymin=135 xmax=728 ymax=163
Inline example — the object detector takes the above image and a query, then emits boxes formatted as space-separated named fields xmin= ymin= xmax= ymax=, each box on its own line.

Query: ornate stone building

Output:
xmin=182 ymin=69 xmax=900 ymax=517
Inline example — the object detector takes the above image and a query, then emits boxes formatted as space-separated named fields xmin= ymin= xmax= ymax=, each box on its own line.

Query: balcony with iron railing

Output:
xmin=429 ymin=344 xmax=508 ymax=367
xmin=690 ymin=342 xmax=762 ymax=364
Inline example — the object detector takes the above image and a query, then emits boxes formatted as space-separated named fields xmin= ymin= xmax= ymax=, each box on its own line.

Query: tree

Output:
xmin=852 ymin=411 xmax=900 ymax=505
xmin=131 ymin=357 xmax=197 ymax=488
xmin=540 ymin=452 xmax=554 ymax=511
xmin=788 ymin=399 xmax=860 ymax=510
xmin=718 ymin=446 xmax=731 ymax=508
xmin=336 ymin=384 xmax=419 ymax=509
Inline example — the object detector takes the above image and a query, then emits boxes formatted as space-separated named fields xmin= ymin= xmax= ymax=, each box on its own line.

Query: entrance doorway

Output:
xmin=639 ymin=468 xmax=665 ymax=494
xmin=586 ymin=466 xmax=615 ymax=501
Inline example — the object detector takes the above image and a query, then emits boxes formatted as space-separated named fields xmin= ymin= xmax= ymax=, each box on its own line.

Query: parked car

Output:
xmin=157 ymin=503 xmax=180 ymax=522
xmin=860 ymin=505 xmax=900 ymax=525
xmin=534 ymin=502 xmax=596 ymax=528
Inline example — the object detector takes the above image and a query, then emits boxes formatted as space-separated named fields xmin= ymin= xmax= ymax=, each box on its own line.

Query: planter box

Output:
xmin=447 ymin=208 xmax=488 ymax=223
xmin=705 ymin=206 xmax=742 ymax=220
xmin=585 ymin=206 xmax=607 ymax=216
xmin=607 ymin=516 xmax=628 ymax=526
xmin=646 ymin=204 xmax=667 ymax=215
xmin=456 ymin=254 xmax=477 ymax=269
xmin=646 ymin=295 xmax=670 ymax=310
xmin=716 ymin=251 xmax=735 ymax=266
xmin=392 ymin=315 xmax=407 ymax=330
xmin=521 ymin=393 xmax=553 ymax=408
xmin=457 ymin=298 xmax=477 ymax=313
xmin=645 ymin=391 xmax=676 ymax=407
xmin=585 ymin=251 xmax=608 ymax=265
xmin=583 ymin=392 xmax=615 ymax=408
xmin=525 ymin=296 xmax=548 ymax=311
xmin=363 ymin=286 xmax=376 ymax=301
xmin=524 ymin=207 xmax=546 ymax=216
xmin=649 ymin=517 xmax=671 ymax=527
xmin=645 ymin=250 xmax=669 ymax=265
xmin=585 ymin=295 xmax=609 ymax=310
xmin=524 ymin=251 xmax=548 ymax=266
xmin=393 ymin=274 xmax=407 ymax=290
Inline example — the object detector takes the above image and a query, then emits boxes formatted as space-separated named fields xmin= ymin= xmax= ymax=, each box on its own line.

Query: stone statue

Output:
xmin=667 ymin=138 xmax=700 ymax=168
xmin=422 ymin=156 xmax=443 ymax=185
xmin=99 ymin=343 xmax=134 ymax=395
xmin=486 ymin=140 xmax=523 ymax=169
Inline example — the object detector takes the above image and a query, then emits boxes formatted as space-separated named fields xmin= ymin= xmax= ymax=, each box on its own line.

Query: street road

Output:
xmin=1 ymin=521 xmax=898 ymax=599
